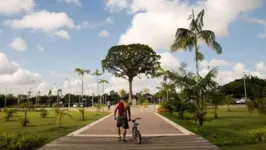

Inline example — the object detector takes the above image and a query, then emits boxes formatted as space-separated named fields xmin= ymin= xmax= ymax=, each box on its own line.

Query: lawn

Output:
xmin=160 ymin=106 xmax=266 ymax=150
xmin=0 ymin=109 xmax=110 ymax=148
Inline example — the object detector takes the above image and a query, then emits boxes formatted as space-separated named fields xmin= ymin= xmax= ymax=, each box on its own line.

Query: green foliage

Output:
xmin=195 ymin=127 xmax=253 ymax=146
xmin=20 ymin=101 xmax=33 ymax=126
xmin=78 ymin=107 xmax=85 ymax=120
xmin=222 ymin=75 xmax=266 ymax=100
xmin=143 ymin=99 xmax=149 ymax=108
xmin=94 ymin=104 xmax=103 ymax=115
xmin=4 ymin=109 xmax=16 ymax=121
xmin=119 ymin=89 xmax=127 ymax=98
xmin=225 ymin=95 xmax=233 ymax=111
xmin=55 ymin=108 xmax=72 ymax=127
xmin=248 ymin=127 xmax=266 ymax=142
xmin=40 ymin=109 xmax=48 ymax=118
xmin=102 ymin=44 xmax=161 ymax=79
xmin=247 ymin=98 xmax=266 ymax=116
xmin=0 ymin=132 xmax=46 ymax=150
xmin=19 ymin=117 xmax=30 ymax=127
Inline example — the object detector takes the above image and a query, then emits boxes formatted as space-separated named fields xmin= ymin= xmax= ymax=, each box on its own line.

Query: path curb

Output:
xmin=154 ymin=112 xmax=195 ymax=135
xmin=68 ymin=113 xmax=113 ymax=136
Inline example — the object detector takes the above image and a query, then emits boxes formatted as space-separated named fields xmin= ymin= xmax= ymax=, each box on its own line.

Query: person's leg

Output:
xmin=122 ymin=128 xmax=127 ymax=140
xmin=117 ymin=116 xmax=122 ymax=141
xmin=121 ymin=116 xmax=129 ymax=142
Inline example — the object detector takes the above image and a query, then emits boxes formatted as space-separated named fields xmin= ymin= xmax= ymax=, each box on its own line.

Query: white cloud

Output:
xmin=54 ymin=30 xmax=70 ymax=39
xmin=105 ymin=0 xmax=264 ymax=50
xmin=4 ymin=10 xmax=74 ymax=32
xmin=0 ymin=52 xmax=42 ymax=94
xmin=251 ymin=18 xmax=266 ymax=38
xmin=105 ymin=0 xmax=130 ymax=12
xmin=9 ymin=37 xmax=27 ymax=51
xmin=98 ymin=30 xmax=110 ymax=37
xmin=0 ymin=53 xmax=19 ymax=75
xmin=200 ymin=59 xmax=233 ymax=69
xmin=75 ymin=21 xmax=94 ymax=30
xmin=59 ymin=0 xmax=81 ymax=5
xmin=256 ymin=61 xmax=266 ymax=72
xmin=37 ymin=45 xmax=44 ymax=51
xmin=159 ymin=52 xmax=180 ymax=70
xmin=0 ymin=0 xmax=35 ymax=15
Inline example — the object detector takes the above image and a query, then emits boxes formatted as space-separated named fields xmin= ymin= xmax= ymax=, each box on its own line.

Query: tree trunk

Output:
xmin=214 ymin=105 xmax=218 ymax=119
xmin=166 ymin=90 xmax=169 ymax=102
xmin=96 ymin=76 xmax=100 ymax=104
xmin=128 ymin=78 xmax=133 ymax=104
xmin=81 ymin=75 xmax=84 ymax=107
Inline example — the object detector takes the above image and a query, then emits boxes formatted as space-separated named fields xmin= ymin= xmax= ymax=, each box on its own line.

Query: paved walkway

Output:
xmin=79 ymin=112 xmax=183 ymax=136
xmin=40 ymin=106 xmax=221 ymax=150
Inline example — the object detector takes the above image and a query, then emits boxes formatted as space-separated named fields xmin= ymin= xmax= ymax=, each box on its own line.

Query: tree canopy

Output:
xmin=102 ymin=43 xmax=161 ymax=103
xmin=221 ymin=75 xmax=266 ymax=100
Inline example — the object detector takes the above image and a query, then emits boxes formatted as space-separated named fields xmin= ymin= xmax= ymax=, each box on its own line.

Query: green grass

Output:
xmin=160 ymin=106 xmax=266 ymax=150
xmin=0 ymin=109 xmax=109 ymax=147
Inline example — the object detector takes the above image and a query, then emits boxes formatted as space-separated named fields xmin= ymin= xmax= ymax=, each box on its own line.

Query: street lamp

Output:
xmin=0 ymin=83 xmax=8 ymax=108
xmin=32 ymin=81 xmax=42 ymax=105
xmin=243 ymin=72 xmax=247 ymax=100
xmin=65 ymin=78 xmax=72 ymax=108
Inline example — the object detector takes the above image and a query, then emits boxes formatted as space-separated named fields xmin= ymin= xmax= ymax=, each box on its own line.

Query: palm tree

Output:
xmin=36 ymin=90 xmax=41 ymax=105
xmin=57 ymin=89 xmax=62 ymax=104
xmin=75 ymin=68 xmax=90 ymax=106
xmin=48 ymin=89 xmax=52 ymax=106
xmin=170 ymin=9 xmax=222 ymax=77
xmin=55 ymin=108 xmax=72 ymax=127
xmin=98 ymin=79 xmax=109 ymax=105
xmin=155 ymin=66 xmax=171 ymax=102
xmin=92 ymin=69 xmax=103 ymax=103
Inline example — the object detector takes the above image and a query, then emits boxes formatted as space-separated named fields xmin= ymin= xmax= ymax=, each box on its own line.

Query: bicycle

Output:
xmin=131 ymin=118 xmax=142 ymax=144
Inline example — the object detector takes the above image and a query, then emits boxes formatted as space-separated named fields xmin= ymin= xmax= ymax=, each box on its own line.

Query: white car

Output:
xmin=236 ymin=98 xmax=247 ymax=104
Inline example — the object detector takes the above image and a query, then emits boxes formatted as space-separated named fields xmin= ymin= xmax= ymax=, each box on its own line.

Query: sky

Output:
xmin=0 ymin=0 xmax=266 ymax=96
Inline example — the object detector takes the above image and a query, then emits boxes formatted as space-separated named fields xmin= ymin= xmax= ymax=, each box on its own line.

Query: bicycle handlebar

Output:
xmin=131 ymin=118 xmax=142 ymax=122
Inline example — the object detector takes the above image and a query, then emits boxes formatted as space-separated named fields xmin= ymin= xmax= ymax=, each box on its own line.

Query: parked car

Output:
xmin=236 ymin=97 xmax=248 ymax=104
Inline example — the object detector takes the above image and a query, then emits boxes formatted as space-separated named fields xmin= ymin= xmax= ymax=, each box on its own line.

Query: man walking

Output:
xmin=107 ymin=100 xmax=111 ymax=111
xmin=113 ymin=98 xmax=131 ymax=142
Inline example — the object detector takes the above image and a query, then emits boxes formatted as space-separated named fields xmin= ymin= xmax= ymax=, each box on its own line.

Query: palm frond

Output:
xmin=194 ymin=51 xmax=204 ymax=62
xmin=171 ymin=28 xmax=195 ymax=52
xmin=196 ymin=9 xmax=205 ymax=30
xmin=197 ymin=30 xmax=222 ymax=54
xmin=210 ymin=40 xmax=222 ymax=54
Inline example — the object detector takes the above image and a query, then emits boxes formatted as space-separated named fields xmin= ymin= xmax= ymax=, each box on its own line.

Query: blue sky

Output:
xmin=0 ymin=0 xmax=266 ymax=95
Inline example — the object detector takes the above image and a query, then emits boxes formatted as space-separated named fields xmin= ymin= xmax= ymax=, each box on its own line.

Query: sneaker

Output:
xmin=118 ymin=137 xmax=122 ymax=141
xmin=122 ymin=139 xmax=127 ymax=143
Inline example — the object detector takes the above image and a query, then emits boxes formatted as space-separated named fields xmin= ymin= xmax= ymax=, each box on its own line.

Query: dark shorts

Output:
xmin=117 ymin=115 xmax=129 ymax=129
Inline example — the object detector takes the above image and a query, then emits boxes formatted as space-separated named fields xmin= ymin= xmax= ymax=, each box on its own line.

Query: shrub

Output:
xmin=195 ymin=126 xmax=254 ymax=146
xmin=20 ymin=117 xmax=30 ymax=127
xmin=157 ymin=107 xmax=169 ymax=112
xmin=40 ymin=109 xmax=48 ymax=118
xmin=78 ymin=107 xmax=85 ymax=120
xmin=0 ymin=132 xmax=46 ymax=150
xmin=143 ymin=100 xmax=149 ymax=108
xmin=248 ymin=127 xmax=266 ymax=142
xmin=4 ymin=109 xmax=17 ymax=121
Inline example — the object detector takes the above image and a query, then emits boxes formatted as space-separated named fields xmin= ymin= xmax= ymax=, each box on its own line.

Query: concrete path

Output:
xmin=40 ymin=107 xmax=221 ymax=150
xmin=78 ymin=112 xmax=183 ymax=136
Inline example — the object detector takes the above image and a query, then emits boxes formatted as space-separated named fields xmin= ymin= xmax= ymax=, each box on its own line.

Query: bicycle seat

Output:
xmin=132 ymin=118 xmax=141 ymax=122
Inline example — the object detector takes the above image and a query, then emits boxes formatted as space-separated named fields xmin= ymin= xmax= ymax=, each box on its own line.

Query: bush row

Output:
xmin=0 ymin=132 xmax=46 ymax=150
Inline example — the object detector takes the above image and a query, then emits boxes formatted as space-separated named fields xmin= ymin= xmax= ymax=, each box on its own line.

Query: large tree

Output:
xmin=170 ymin=9 xmax=222 ymax=76
xmin=102 ymin=44 xmax=161 ymax=103
xmin=75 ymin=68 xmax=90 ymax=105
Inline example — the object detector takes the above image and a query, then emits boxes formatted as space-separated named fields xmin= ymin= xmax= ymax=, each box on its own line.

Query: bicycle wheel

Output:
xmin=132 ymin=127 xmax=135 ymax=139
xmin=136 ymin=130 xmax=142 ymax=144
